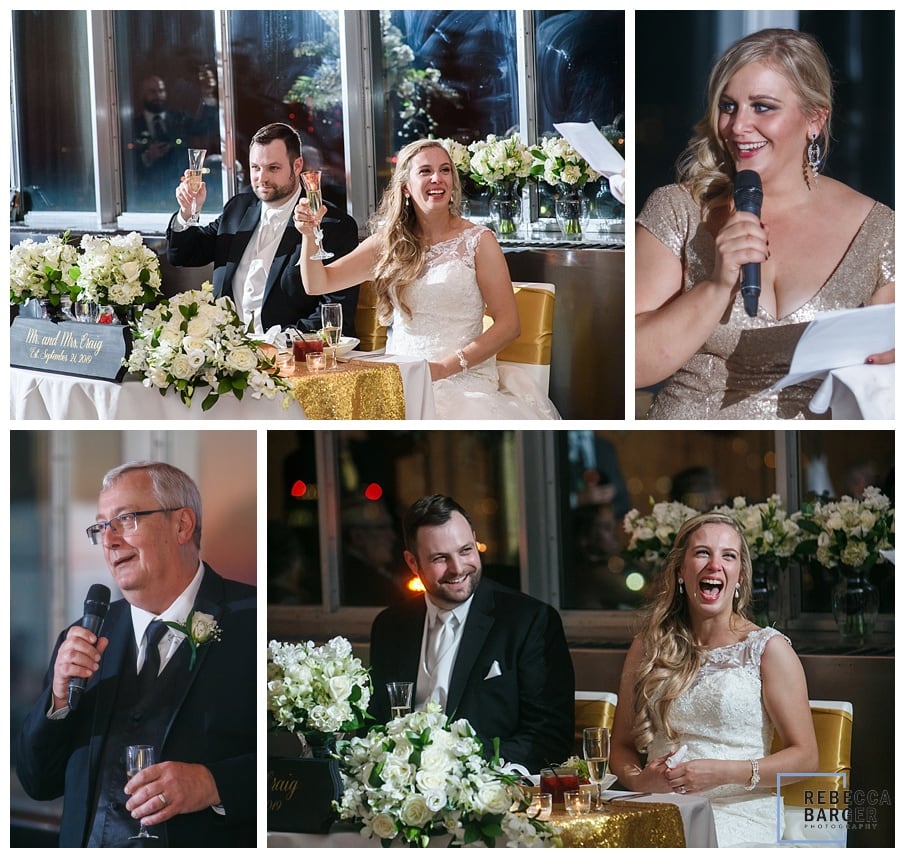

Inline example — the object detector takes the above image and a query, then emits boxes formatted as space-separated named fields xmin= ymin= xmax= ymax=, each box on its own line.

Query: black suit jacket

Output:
xmin=15 ymin=565 xmax=256 ymax=847
xmin=166 ymin=191 xmax=360 ymax=335
xmin=368 ymin=578 xmax=574 ymax=772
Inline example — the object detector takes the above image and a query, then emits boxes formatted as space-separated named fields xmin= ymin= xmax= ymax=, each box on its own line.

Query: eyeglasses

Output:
xmin=86 ymin=509 xmax=179 ymax=545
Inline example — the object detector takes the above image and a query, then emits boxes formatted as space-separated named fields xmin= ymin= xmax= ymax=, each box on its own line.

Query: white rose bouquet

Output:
xmin=623 ymin=499 xmax=700 ymax=568
xmin=529 ymin=136 xmax=601 ymax=188
xmin=793 ymin=486 xmax=894 ymax=571
xmin=714 ymin=494 xmax=801 ymax=565
xmin=10 ymin=233 xmax=80 ymax=305
xmin=335 ymin=703 xmax=560 ymax=847
xmin=125 ymin=281 xmax=289 ymax=411
xmin=267 ymin=637 xmax=372 ymax=744
xmin=467 ymin=133 xmax=535 ymax=188
xmin=75 ymin=232 xmax=162 ymax=310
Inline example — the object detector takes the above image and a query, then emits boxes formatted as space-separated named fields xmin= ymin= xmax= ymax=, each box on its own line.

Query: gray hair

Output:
xmin=102 ymin=461 xmax=202 ymax=548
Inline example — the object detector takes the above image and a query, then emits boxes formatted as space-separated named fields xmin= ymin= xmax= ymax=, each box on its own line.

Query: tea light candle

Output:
xmin=276 ymin=350 xmax=295 ymax=375
xmin=532 ymin=793 xmax=553 ymax=821
xmin=306 ymin=352 xmax=326 ymax=372
xmin=564 ymin=789 xmax=589 ymax=816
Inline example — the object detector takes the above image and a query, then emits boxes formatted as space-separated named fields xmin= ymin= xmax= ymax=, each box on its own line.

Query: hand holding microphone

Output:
xmin=52 ymin=584 xmax=111 ymax=712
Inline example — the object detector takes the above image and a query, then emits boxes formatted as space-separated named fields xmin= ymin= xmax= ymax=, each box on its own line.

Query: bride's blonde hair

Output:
xmin=631 ymin=512 xmax=754 ymax=751
xmin=677 ymin=28 xmax=833 ymax=214
xmin=369 ymin=140 xmax=462 ymax=323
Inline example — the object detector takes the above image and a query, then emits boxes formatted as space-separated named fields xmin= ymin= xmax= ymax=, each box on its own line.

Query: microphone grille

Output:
xmin=86 ymin=584 xmax=111 ymax=612
xmin=734 ymin=170 xmax=762 ymax=191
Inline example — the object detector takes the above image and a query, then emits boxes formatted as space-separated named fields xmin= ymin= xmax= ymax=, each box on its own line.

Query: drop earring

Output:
xmin=735 ymin=583 xmax=741 ymax=599
xmin=678 ymin=578 xmax=685 ymax=595
xmin=806 ymin=133 xmax=821 ymax=189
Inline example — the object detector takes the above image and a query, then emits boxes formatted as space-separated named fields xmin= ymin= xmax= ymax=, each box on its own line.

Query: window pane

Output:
xmin=267 ymin=431 xmax=522 ymax=607
xmin=13 ymin=11 xmax=95 ymax=213
xmin=115 ymin=11 xmax=222 ymax=213
xmin=798 ymin=430 xmax=894 ymax=615
xmin=560 ymin=430 xmax=778 ymax=610
xmin=373 ymin=11 xmax=518 ymax=193
xmin=228 ymin=10 xmax=347 ymax=210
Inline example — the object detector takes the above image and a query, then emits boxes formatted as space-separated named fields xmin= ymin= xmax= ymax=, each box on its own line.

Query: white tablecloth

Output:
xmin=10 ymin=353 xmax=435 ymax=420
xmin=267 ymin=791 xmax=717 ymax=848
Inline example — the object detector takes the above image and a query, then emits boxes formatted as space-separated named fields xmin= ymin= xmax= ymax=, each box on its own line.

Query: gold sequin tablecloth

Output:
xmin=285 ymin=359 xmax=406 ymax=420
xmin=552 ymin=802 xmax=686 ymax=848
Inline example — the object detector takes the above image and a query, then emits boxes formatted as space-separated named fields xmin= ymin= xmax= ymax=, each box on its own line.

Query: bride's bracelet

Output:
xmin=455 ymin=349 xmax=468 ymax=374
xmin=744 ymin=758 xmax=760 ymax=791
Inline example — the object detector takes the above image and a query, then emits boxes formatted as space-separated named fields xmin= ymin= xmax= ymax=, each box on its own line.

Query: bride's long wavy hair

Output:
xmin=631 ymin=512 xmax=754 ymax=752
xmin=676 ymin=28 xmax=833 ymax=215
xmin=369 ymin=140 xmax=463 ymax=323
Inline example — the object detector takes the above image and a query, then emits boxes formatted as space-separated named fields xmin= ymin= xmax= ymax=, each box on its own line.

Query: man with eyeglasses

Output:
xmin=16 ymin=461 xmax=255 ymax=847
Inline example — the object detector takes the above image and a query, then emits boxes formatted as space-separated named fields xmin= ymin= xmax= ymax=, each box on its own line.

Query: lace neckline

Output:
xmin=425 ymin=223 xmax=484 ymax=251
xmin=700 ymin=626 xmax=763 ymax=653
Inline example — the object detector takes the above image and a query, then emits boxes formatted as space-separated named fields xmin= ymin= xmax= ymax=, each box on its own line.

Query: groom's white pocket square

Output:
xmin=484 ymin=660 xmax=502 ymax=680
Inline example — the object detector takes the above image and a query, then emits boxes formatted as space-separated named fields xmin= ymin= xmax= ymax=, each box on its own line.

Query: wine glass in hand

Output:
xmin=301 ymin=170 xmax=334 ymax=260
xmin=320 ymin=303 xmax=343 ymax=370
xmin=125 ymin=744 xmax=159 ymax=840
xmin=186 ymin=148 xmax=207 ymax=225
xmin=582 ymin=727 xmax=610 ymax=810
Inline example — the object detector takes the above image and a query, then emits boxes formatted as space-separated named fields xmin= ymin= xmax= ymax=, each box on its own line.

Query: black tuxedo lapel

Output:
xmin=220 ymin=200 xmax=263 ymax=301
xmin=446 ymin=582 xmax=494 ymax=717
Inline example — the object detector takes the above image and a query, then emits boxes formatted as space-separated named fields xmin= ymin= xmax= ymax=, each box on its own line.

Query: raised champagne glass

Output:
xmin=186 ymin=148 xmax=207 ymax=225
xmin=582 ymin=727 xmax=610 ymax=810
xmin=125 ymin=744 xmax=159 ymax=840
xmin=320 ymin=302 xmax=343 ymax=370
xmin=301 ymin=170 xmax=334 ymax=260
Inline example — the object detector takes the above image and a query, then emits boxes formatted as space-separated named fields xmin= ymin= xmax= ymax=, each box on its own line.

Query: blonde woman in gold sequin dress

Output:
xmin=610 ymin=513 xmax=819 ymax=846
xmin=636 ymin=29 xmax=894 ymax=419
xmin=293 ymin=139 xmax=558 ymax=420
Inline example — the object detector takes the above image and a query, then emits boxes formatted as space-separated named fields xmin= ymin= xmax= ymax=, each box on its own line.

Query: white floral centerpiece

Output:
xmin=529 ymin=136 xmax=602 ymax=189
xmin=76 ymin=232 xmax=162 ymax=314
xmin=623 ymin=499 xmax=700 ymax=569
xmin=335 ymin=703 xmax=560 ymax=848
xmin=714 ymin=494 xmax=801 ymax=566
xmin=793 ymin=487 xmax=894 ymax=572
xmin=435 ymin=137 xmax=472 ymax=178
xmin=10 ymin=233 xmax=80 ymax=308
xmin=468 ymin=133 xmax=535 ymax=189
xmin=125 ymin=281 xmax=289 ymax=411
xmin=267 ymin=636 xmax=372 ymax=751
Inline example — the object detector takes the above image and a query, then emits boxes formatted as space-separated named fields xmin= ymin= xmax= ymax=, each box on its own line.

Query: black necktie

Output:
xmin=152 ymin=114 xmax=168 ymax=142
xmin=138 ymin=619 xmax=168 ymax=694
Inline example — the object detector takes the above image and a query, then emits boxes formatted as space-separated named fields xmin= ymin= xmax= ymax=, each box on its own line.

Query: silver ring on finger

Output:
xmin=158 ymin=793 xmax=168 ymax=807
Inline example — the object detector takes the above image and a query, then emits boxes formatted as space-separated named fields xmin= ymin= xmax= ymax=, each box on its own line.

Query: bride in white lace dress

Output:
xmin=611 ymin=513 xmax=818 ymax=847
xmin=293 ymin=139 xmax=558 ymax=419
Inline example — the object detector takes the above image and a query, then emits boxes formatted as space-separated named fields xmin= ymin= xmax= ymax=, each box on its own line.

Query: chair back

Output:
xmin=354 ymin=281 xmax=388 ymax=352
xmin=574 ymin=691 xmax=618 ymax=755
xmin=772 ymin=699 xmax=853 ymax=845
xmin=487 ymin=281 xmax=556 ymax=393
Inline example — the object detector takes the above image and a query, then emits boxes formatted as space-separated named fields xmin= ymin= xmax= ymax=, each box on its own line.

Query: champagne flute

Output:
xmin=582 ymin=727 xmax=610 ymax=810
xmin=301 ymin=170 xmax=334 ymax=260
xmin=125 ymin=744 xmax=159 ymax=840
xmin=186 ymin=148 xmax=207 ymax=225
xmin=320 ymin=303 xmax=343 ymax=370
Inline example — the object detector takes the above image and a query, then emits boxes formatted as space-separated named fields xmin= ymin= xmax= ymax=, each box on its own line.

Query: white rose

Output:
xmin=169 ymin=354 xmax=195 ymax=380
xmin=327 ymin=674 xmax=352 ymax=704
xmin=415 ymin=767 xmax=448 ymax=794
xmin=225 ymin=346 xmax=259 ymax=373
xmin=400 ymin=794 xmax=434 ymax=828
xmin=190 ymin=611 xmax=218 ymax=642
xmin=475 ymin=782 xmax=513 ymax=815
xmin=369 ymin=813 xmax=398 ymax=840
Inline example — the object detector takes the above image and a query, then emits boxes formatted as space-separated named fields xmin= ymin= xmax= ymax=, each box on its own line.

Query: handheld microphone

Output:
xmin=733 ymin=170 xmax=763 ymax=317
xmin=67 ymin=583 xmax=111 ymax=711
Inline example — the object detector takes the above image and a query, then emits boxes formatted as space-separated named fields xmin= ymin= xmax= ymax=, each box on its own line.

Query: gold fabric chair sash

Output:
xmin=552 ymin=802 xmax=686 ymax=848
xmin=354 ymin=281 xmax=388 ymax=352
xmin=770 ymin=704 xmax=853 ymax=806
xmin=285 ymin=360 xmax=405 ymax=419
xmin=574 ymin=698 xmax=617 ymax=755
xmin=495 ymin=286 xmax=554 ymax=366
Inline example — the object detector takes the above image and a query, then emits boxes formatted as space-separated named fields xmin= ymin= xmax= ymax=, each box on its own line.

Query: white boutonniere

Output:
xmin=165 ymin=610 xmax=222 ymax=670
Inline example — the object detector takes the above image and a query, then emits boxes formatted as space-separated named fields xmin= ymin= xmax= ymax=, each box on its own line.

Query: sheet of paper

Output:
xmin=771 ymin=303 xmax=894 ymax=391
xmin=553 ymin=121 xmax=625 ymax=177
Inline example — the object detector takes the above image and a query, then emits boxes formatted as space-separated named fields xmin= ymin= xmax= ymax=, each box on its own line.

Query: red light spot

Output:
xmin=291 ymin=480 xmax=307 ymax=498
xmin=364 ymin=483 xmax=383 ymax=501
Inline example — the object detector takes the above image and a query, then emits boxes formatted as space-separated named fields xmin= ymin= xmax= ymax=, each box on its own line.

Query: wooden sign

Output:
xmin=10 ymin=317 xmax=132 ymax=382
xmin=267 ymin=757 xmax=342 ymax=833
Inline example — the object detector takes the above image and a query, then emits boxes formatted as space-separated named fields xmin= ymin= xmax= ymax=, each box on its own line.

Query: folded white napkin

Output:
xmin=665 ymin=744 xmax=688 ymax=768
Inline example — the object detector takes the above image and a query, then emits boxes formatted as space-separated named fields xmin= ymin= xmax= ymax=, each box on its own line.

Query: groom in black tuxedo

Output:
xmin=15 ymin=461 xmax=255 ymax=847
xmin=166 ymin=121 xmax=359 ymax=336
xmin=368 ymin=494 xmax=574 ymax=773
